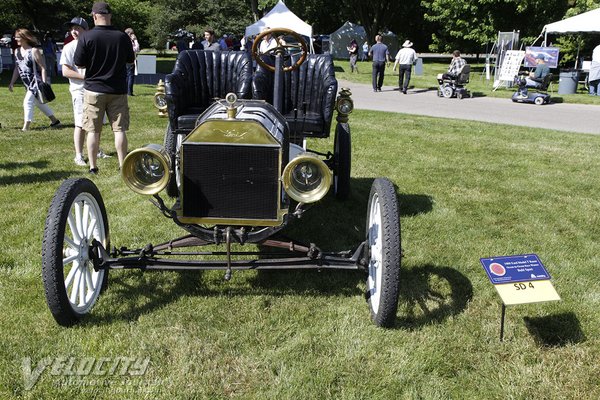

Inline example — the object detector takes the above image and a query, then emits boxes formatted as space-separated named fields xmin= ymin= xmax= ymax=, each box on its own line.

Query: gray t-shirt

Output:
xmin=370 ymin=43 xmax=389 ymax=62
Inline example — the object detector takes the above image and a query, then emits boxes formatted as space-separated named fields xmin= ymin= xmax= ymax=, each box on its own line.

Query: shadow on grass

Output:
xmin=0 ymin=160 xmax=49 ymax=169
xmin=83 ymin=177 xmax=435 ymax=324
xmin=395 ymin=264 xmax=473 ymax=330
xmin=85 ymin=270 xmax=205 ymax=325
xmin=524 ymin=312 xmax=586 ymax=347
xmin=0 ymin=170 xmax=75 ymax=185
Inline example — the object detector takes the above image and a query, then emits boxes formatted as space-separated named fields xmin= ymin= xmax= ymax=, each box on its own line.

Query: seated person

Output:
xmin=515 ymin=54 xmax=550 ymax=96
xmin=437 ymin=50 xmax=466 ymax=81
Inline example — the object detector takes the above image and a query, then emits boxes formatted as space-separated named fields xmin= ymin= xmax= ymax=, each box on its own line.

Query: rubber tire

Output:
xmin=365 ymin=178 xmax=401 ymax=328
xmin=457 ymin=92 xmax=463 ymax=100
xmin=164 ymin=123 xmax=179 ymax=197
xmin=333 ymin=122 xmax=351 ymax=200
xmin=442 ymin=85 xmax=453 ymax=98
xmin=42 ymin=178 xmax=109 ymax=326
xmin=534 ymin=96 xmax=545 ymax=105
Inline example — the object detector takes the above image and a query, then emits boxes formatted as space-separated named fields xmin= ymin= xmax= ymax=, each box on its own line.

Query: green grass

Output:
xmin=1 ymin=74 xmax=600 ymax=399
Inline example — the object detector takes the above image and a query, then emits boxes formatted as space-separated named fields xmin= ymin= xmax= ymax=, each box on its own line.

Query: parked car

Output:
xmin=42 ymin=28 xmax=402 ymax=328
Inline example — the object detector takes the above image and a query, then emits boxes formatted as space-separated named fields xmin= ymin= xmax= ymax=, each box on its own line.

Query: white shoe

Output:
xmin=74 ymin=155 xmax=87 ymax=166
xmin=97 ymin=150 xmax=112 ymax=159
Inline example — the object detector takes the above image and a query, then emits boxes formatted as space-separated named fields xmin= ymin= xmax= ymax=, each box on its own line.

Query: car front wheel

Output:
xmin=333 ymin=122 xmax=351 ymax=200
xmin=42 ymin=178 xmax=109 ymax=326
xmin=365 ymin=178 xmax=401 ymax=327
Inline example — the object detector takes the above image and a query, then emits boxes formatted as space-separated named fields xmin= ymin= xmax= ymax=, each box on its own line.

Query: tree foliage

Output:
xmin=1 ymin=0 xmax=597 ymax=59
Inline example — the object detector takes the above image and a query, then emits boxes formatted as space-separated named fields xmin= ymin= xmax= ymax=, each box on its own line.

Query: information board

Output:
xmin=480 ymin=254 xmax=550 ymax=284
xmin=481 ymin=254 xmax=560 ymax=306
xmin=494 ymin=50 xmax=525 ymax=88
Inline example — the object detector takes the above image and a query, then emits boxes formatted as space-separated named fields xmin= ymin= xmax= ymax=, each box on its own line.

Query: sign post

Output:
xmin=480 ymin=254 xmax=560 ymax=341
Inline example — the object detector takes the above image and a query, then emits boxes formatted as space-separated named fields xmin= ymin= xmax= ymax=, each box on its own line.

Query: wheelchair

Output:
xmin=437 ymin=64 xmax=471 ymax=99
xmin=511 ymin=73 xmax=553 ymax=105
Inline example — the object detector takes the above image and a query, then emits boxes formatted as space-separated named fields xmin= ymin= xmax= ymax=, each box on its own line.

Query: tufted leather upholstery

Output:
xmin=165 ymin=50 xmax=253 ymax=134
xmin=253 ymin=54 xmax=338 ymax=139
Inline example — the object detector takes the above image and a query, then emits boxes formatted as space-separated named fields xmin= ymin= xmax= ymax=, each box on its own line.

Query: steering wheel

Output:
xmin=252 ymin=28 xmax=308 ymax=72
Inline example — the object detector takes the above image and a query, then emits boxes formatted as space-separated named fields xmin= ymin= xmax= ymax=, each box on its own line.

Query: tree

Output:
xmin=421 ymin=0 xmax=570 ymax=54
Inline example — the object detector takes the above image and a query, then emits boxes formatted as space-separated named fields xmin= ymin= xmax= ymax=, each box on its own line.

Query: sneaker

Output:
xmin=74 ymin=155 xmax=87 ymax=166
xmin=97 ymin=150 xmax=112 ymax=159
xmin=89 ymin=167 xmax=99 ymax=175
xmin=50 ymin=119 xmax=61 ymax=128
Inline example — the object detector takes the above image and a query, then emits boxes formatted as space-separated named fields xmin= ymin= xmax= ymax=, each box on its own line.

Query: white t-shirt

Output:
xmin=394 ymin=47 xmax=417 ymax=65
xmin=59 ymin=40 xmax=85 ymax=92
xmin=259 ymin=36 xmax=277 ymax=53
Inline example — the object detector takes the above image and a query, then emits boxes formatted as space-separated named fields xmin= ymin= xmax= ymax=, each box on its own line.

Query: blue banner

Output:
xmin=480 ymin=254 xmax=551 ymax=284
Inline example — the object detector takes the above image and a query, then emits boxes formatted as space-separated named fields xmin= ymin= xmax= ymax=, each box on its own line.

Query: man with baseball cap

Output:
xmin=516 ymin=53 xmax=550 ymax=98
xmin=60 ymin=17 xmax=89 ymax=166
xmin=74 ymin=2 xmax=135 ymax=174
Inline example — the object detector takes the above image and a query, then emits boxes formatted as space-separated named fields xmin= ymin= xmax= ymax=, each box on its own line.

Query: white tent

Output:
xmin=543 ymin=7 xmax=600 ymax=43
xmin=245 ymin=1 xmax=313 ymax=52
xmin=329 ymin=21 xmax=367 ymax=59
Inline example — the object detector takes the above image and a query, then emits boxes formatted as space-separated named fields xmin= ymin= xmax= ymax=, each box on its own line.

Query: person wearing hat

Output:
xmin=393 ymin=40 xmax=417 ymax=94
xmin=74 ymin=2 xmax=135 ymax=174
xmin=516 ymin=53 xmax=550 ymax=97
xmin=60 ymin=17 xmax=90 ymax=166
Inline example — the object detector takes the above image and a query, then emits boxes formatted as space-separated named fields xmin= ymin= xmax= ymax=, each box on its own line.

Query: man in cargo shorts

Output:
xmin=74 ymin=2 xmax=135 ymax=174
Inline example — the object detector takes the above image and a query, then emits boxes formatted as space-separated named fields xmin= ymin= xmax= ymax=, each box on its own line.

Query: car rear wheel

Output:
xmin=365 ymin=178 xmax=401 ymax=327
xmin=42 ymin=178 xmax=109 ymax=326
xmin=333 ymin=122 xmax=351 ymax=200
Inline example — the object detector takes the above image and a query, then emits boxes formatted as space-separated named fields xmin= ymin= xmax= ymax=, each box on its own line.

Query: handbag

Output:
xmin=36 ymin=81 xmax=56 ymax=104
xmin=31 ymin=52 xmax=56 ymax=104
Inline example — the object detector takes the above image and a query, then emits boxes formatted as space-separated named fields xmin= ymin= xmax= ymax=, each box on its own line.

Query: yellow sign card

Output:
xmin=494 ymin=280 xmax=560 ymax=306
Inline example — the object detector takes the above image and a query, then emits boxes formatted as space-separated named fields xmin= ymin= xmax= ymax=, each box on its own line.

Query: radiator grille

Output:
xmin=182 ymin=143 xmax=280 ymax=220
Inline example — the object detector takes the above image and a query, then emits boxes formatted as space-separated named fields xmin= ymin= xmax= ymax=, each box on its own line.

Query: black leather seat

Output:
xmin=165 ymin=50 xmax=253 ymax=134
xmin=253 ymin=54 xmax=338 ymax=139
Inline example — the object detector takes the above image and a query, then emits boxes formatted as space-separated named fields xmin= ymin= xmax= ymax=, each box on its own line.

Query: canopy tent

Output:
xmin=542 ymin=7 xmax=600 ymax=43
xmin=540 ymin=7 xmax=600 ymax=68
xmin=329 ymin=21 xmax=367 ymax=59
xmin=245 ymin=0 xmax=314 ymax=52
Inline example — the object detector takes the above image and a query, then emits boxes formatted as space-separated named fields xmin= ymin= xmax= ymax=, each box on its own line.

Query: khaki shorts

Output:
xmin=82 ymin=90 xmax=130 ymax=133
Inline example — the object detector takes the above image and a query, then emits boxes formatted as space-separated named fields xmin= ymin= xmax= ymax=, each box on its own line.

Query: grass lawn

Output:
xmin=1 ymin=73 xmax=599 ymax=399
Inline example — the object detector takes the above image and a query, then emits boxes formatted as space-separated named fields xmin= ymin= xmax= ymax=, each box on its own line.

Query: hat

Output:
xmin=64 ymin=17 xmax=89 ymax=31
xmin=92 ymin=2 xmax=112 ymax=14
xmin=402 ymin=40 xmax=413 ymax=48
xmin=535 ymin=54 xmax=545 ymax=61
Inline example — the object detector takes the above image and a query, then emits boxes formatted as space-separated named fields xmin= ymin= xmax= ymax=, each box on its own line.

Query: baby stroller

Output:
xmin=437 ymin=64 xmax=471 ymax=99
xmin=511 ymin=73 xmax=553 ymax=105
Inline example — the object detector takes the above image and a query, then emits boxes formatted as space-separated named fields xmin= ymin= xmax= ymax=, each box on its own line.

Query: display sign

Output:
xmin=481 ymin=254 xmax=560 ymax=306
xmin=524 ymin=47 xmax=559 ymax=68
xmin=497 ymin=50 xmax=526 ymax=83
xmin=494 ymin=280 xmax=560 ymax=305
xmin=481 ymin=254 xmax=550 ymax=284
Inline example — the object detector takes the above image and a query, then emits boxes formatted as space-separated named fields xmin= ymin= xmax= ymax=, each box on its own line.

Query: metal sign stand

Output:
xmin=500 ymin=303 xmax=506 ymax=341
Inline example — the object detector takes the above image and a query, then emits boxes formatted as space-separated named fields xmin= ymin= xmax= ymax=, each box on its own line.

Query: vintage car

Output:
xmin=41 ymin=28 xmax=402 ymax=328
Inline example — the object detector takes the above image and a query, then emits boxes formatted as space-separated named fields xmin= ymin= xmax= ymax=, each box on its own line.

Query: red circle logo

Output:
xmin=489 ymin=262 xmax=506 ymax=276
